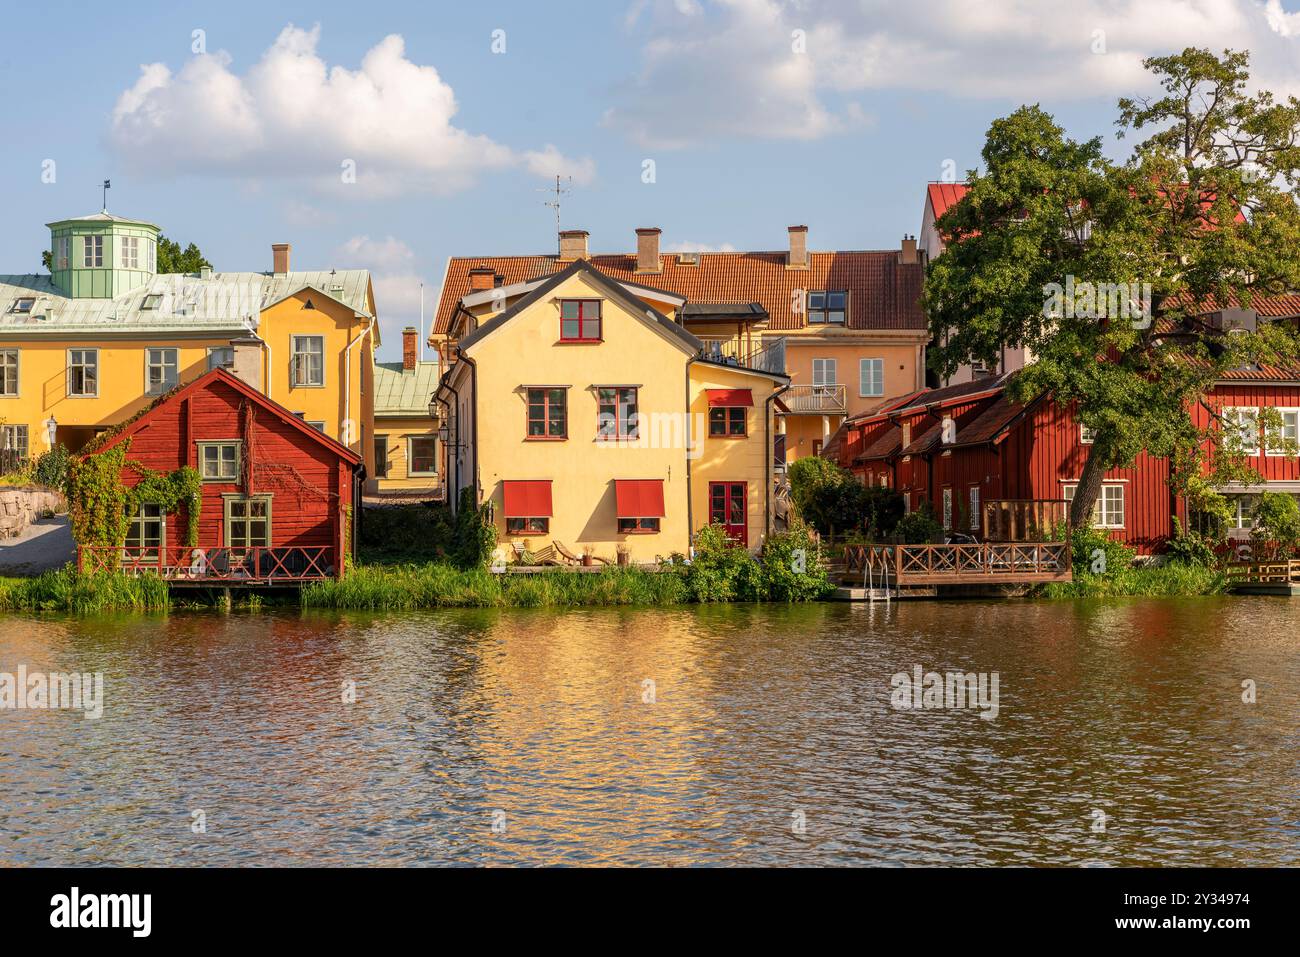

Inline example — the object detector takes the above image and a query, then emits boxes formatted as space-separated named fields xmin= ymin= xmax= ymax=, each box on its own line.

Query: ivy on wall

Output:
xmin=67 ymin=438 xmax=203 ymax=548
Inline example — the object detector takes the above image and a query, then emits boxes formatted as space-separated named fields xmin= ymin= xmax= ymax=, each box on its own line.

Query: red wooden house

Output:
xmin=836 ymin=364 xmax=1300 ymax=554
xmin=77 ymin=367 xmax=362 ymax=583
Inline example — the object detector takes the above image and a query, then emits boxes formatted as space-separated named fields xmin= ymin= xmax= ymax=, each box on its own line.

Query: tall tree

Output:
xmin=41 ymin=235 xmax=210 ymax=274
xmin=926 ymin=48 xmax=1300 ymax=529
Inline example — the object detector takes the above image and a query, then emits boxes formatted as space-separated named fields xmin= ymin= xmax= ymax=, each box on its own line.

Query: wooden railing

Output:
xmin=1225 ymin=560 xmax=1300 ymax=585
xmin=844 ymin=542 xmax=1072 ymax=585
xmin=983 ymin=499 xmax=1069 ymax=543
xmin=77 ymin=546 xmax=336 ymax=583
xmin=782 ymin=384 xmax=848 ymax=414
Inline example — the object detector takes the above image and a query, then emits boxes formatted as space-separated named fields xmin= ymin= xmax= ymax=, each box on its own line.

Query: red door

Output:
xmin=709 ymin=482 xmax=748 ymax=546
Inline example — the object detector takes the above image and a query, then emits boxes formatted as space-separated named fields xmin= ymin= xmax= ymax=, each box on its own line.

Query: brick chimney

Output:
xmin=786 ymin=225 xmax=808 ymax=269
xmin=899 ymin=234 xmax=918 ymax=265
xmin=402 ymin=326 xmax=418 ymax=371
xmin=558 ymin=229 xmax=589 ymax=261
xmin=272 ymin=243 xmax=291 ymax=275
xmin=635 ymin=227 xmax=662 ymax=273
xmin=468 ymin=265 xmax=497 ymax=290
xmin=229 ymin=337 xmax=264 ymax=392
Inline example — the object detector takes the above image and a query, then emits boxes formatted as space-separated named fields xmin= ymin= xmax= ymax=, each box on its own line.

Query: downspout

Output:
xmin=685 ymin=357 xmax=695 ymax=552
xmin=344 ymin=314 xmax=376 ymax=453
xmin=459 ymin=352 xmax=480 ymax=503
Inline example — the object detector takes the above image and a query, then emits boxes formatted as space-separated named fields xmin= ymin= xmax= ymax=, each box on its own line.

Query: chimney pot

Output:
xmin=635 ymin=227 xmax=662 ymax=274
xmin=272 ymin=243 xmax=291 ymax=275
xmin=468 ymin=265 xmax=497 ymax=291
xmin=402 ymin=326 xmax=419 ymax=371
xmin=786 ymin=225 xmax=808 ymax=269
xmin=558 ymin=229 xmax=589 ymax=261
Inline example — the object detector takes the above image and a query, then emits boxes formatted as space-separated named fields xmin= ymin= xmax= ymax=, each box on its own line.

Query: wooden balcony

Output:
xmin=697 ymin=336 xmax=787 ymax=375
xmin=781 ymin=384 xmax=847 ymax=414
xmin=844 ymin=542 xmax=1072 ymax=585
xmin=77 ymin=545 xmax=337 ymax=585
xmin=983 ymin=499 xmax=1069 ymax=542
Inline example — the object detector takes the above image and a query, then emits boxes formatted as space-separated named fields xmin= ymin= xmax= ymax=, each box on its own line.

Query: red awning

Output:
xmin=502 ymin=480 xmax=553 ymax=517
xmin=615 ymin=479 xmax=666 ymax=518
xmin=706 ymin=388 xmax=753 ymax=407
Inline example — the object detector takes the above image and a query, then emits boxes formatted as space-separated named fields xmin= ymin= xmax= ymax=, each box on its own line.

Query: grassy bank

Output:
xmin=1036 ymin=562 xmax=1228 ymax=598
xmin=0 ymin=568 xmax=171 ymax=614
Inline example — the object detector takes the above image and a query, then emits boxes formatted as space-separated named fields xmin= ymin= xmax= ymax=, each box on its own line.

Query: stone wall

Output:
xmin=0 ymin=487 xmax=67 ymax=539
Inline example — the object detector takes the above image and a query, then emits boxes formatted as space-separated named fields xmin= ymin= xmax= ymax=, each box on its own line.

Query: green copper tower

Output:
xmin=46 ymin=211 xmax=160 ymax=299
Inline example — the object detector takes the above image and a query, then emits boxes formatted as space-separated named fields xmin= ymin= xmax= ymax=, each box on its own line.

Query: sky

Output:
xmin=2 ymin=0 xmax=1299 ymax=359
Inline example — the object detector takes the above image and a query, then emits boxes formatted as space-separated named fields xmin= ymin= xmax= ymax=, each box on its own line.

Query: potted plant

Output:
xmin=582 ymin=545 xmax=595 ymax=567
xmin=616 ymin=544 xmax=630 ymax=567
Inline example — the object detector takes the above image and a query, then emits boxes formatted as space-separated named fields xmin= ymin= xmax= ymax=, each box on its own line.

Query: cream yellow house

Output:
xmin=0 ymin=211 xmax=377 ymax=477
xmin=369 ymin=327 xmax=440 ymax=500
xmin=435 ymin=258 xmax=788 ymax=561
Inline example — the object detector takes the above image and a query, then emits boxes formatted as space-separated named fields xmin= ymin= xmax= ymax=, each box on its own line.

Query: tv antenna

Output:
xmin=538 ymin=175 xmax=573 ymax=252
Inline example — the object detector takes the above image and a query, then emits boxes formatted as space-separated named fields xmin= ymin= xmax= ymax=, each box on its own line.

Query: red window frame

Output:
xmin=708 ymin=406 xmax=747 ymax=437
xmin=617 ymin=517 xmax=660 ymax=534
xmin=708 ymin=482 xmax=748 ymax=547
xmin=560 ymin=299 xmax=602 ymax=342
xmin=506 ymin=517 xmax=549 ymax=536
xmin=598 ymin=387 xmax=639 ymax=440
xmin=526 ymin=388 xmax=567 ymax=439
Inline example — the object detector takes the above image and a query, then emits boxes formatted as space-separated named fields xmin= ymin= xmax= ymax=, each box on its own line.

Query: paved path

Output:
xmin=0 ymin=516 xmax=75 ymax=576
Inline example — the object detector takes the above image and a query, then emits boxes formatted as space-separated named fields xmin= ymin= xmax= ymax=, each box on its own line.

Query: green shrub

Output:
xmin=1165 ymin=518 xmax=1220 ymax=567
xmin=1068 ymin=525 xmax=1135 ymax=576
xmin=687 ymin=524 xmax=765 ymax=601
xmin=760 ymin=522 xmax=835 ymax=601
xmin=1250 ymin=491 xmax=1300 ymax=557
xmin=34 ymin=444 xmax=71 ymax=493
xmin=895 ymin=503 xmax=943 ymax=544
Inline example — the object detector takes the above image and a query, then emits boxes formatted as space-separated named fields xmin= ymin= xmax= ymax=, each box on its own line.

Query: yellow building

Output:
xmin=368 ymin=327 xmax=441 ymax=500
xmin=0 ymin=212 xmax=377 ymax=478
xmin=435 ymin=258 xmax=788 ymax=560
xmin=431 ymin=225 xmax=928 ymax=471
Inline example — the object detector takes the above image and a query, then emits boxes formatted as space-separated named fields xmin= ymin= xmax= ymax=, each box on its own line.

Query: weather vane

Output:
xmin=101 ymin=179 xmax=111 ymax=213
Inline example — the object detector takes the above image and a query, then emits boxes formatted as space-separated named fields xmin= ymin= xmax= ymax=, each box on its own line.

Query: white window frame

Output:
xmin=0 ymin=348 xmax=18 ymax=397
xmin=83 ymin=235 xmax=103 ymax=268
xmin=197 ymin=440 xmax=241 ymax=482
xmin=291 ymin=335 xmax=325 ymax=388
xmin=56 ymin=236 xmax=70 ymax=270
xmin=812 ymin=358 xmax=838 ymax=386
xmin=1223 ymin=407 xmax=1260 ymax=457
xmin=67 ymin=348 xmax=98 ymax=397
xmin=146 ymin=347 xmax=179 ymax=395
xmin=859 ymin=357 xmax=884 ymax=397
xmin=1062 ymin=483 xmax=1126 ymax=529
xmin=407 ymin=435 xmax=438 ymax=477
xmin=121 ymin=236 xmax=140 ymax=270
xmin=1228 ymin=494 xmax=1257 ymax=530
xmin=207 ymin=346 xmax=234 ymax=371
xmin=968 ymin=486 xmax=980 ymax=530
xmin=1079 ymin=424 xmax=1096 ymax=444
xmin=1264 ymin=407 xmax=1299 ymax=457
xmin=942 ymin=487 xmax=953 ymax=530
xmin=1 ymin=424 xmax=28 ymax=459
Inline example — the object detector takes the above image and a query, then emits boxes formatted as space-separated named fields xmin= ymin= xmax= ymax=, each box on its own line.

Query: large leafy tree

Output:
xmin=926 ymin=48 xmax=1300 ymax=529
xmin=42 ymin=235 xmax=210 ymax=274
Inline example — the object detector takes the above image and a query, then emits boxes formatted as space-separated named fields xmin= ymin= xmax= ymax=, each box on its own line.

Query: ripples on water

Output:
xmin=0 ymin=598 xmax=1296 ymax=866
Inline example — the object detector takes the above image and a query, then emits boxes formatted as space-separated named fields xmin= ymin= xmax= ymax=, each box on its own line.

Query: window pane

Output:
xmin=561 ymin=319 xmax=580 ymax=339
xmin=561 ymin=300 xmax=579 ymax=319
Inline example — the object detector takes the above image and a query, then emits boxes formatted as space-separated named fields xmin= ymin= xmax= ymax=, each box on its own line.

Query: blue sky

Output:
xmin=3 ymin=0 xmax=1298 ymax=358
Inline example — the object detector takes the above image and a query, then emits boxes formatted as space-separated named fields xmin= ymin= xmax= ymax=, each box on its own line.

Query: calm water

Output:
xmin=1 ymin=598 xmax=1297 ymax=866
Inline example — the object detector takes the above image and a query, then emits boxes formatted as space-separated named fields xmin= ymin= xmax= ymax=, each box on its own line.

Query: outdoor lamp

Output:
xmin=44 ymin=415 xmax=57 ymax=447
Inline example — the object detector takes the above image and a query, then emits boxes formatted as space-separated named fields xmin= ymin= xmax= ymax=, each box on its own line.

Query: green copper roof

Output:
xmin=46 ymin=211 xmax=161 ymax=230
xmin=373 ymin=360 xmax=439 ymax=416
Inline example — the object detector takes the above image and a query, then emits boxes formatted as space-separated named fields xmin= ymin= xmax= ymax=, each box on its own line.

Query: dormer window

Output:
xmin=83 ymin=235 xmax=103 ymax=268
xmin=12 ymin=298 xmax=35 ymax=314
xmin=141 ymin=294 xmax=163 ymax=310
xmin=808 ymin=291 xmax=846 ymax=324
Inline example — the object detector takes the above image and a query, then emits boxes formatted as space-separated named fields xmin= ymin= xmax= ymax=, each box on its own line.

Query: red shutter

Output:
xmin=706 ymin=388 xmax=753 ymax=407
xmin=614 ymin=479 xmax=666 ymax=518
xmin=502 ymin=480 xmax=553 ymax=517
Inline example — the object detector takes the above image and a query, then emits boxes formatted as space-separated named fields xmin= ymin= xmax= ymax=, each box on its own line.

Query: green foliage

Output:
xmin=452 ymin=487 xmax=498 ymax=569
xmin=1165 ymin=518 xmax=1221 ymax=567
xmin=760 ymin=522 xmax=835 ymax=602
xmin=687 ymin=524 xmax=766 ymax=601
xmin=358 ymin=503 xmax=455 ymax=563
xmin=787 ymin=456 xmax=842 ymax=525
xmin=34 ymin=444 xmax=71 ymax=491
xmin=925 ymin=48 xmax=1300 ymax=527
xmin=1250 ymin=491 xmax=1300 ymax=556
xmin=0 ymin=569 xmax=170 ymax=613
xmin=1068 ymin=525 xmax=1136 ymax=576
xmin=124 ymin=461 xmax=202 ymax=546
xmin=895 ymin=503 xmax=943 ymax=544
xmin=1037 ymin=562 xmax=1226 ymax=598
xmin=787 ymin=456 xmax=903 ymax=538
xmin=66 ymin=440 xmax=201 ymax=548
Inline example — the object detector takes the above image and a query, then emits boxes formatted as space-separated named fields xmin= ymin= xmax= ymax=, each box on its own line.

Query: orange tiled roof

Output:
xmin=433 ymin=251 xmax=925 ymax=336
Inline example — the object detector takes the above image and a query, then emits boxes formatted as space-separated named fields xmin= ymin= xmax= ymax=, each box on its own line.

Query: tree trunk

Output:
xmin=1069 ymin=440 xmax=1107 ymax=530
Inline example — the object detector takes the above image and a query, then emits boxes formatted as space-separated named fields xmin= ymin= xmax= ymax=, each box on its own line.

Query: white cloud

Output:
xmin=335 ymin=236 xmax=430 ymax=344
xmin=110 ymin=24 xmax=595 ymax=196
xmin=608 ymin=0 xmax=1300 ymax=146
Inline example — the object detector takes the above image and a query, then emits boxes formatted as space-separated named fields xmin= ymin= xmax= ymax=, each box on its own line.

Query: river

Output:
xmin=1 ymin=598 xmax=1296 ymax=866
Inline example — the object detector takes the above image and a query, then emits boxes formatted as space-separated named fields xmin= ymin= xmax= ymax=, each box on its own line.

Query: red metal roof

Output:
xmin=614 ymin=479 xmax=666 ymax=518
xmin=706 ymin=388 xmax=753 ymax=407
xmin=927 ymin=182 xmax=969 ymax=221
xmin=434 ymin=250 xmax=925 ymax=336
xmin=502 ymin=480 xmax=552 ymax=517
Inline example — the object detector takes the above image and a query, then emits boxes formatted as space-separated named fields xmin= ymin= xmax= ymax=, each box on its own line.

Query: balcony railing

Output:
xmin=697 ymin=336 xmax=786 ymax=376
xmin=781 ymin=384 xmax=847 ymax=414
xmin=77 ymin=546 xmax=337 ymax=583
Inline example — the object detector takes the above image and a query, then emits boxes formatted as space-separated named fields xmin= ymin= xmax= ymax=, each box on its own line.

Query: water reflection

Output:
xmin=1 ymin=598 xmax=1296 ymax=865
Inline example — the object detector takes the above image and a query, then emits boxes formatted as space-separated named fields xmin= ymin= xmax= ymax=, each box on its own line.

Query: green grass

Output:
xmin=1036 ymin=562 xmax=1228 ymax=599
xmin=300 ymin=562 xmax=690 ymax=610
xmin=0 ymin=567 xmax=171 ymax=613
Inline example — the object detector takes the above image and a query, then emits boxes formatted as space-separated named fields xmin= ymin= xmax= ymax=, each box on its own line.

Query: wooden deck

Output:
xmin=843 ymin=543 xmax=1072 ymax=586
xmin=1226 ymin=559 xmax=1300 ymax=594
